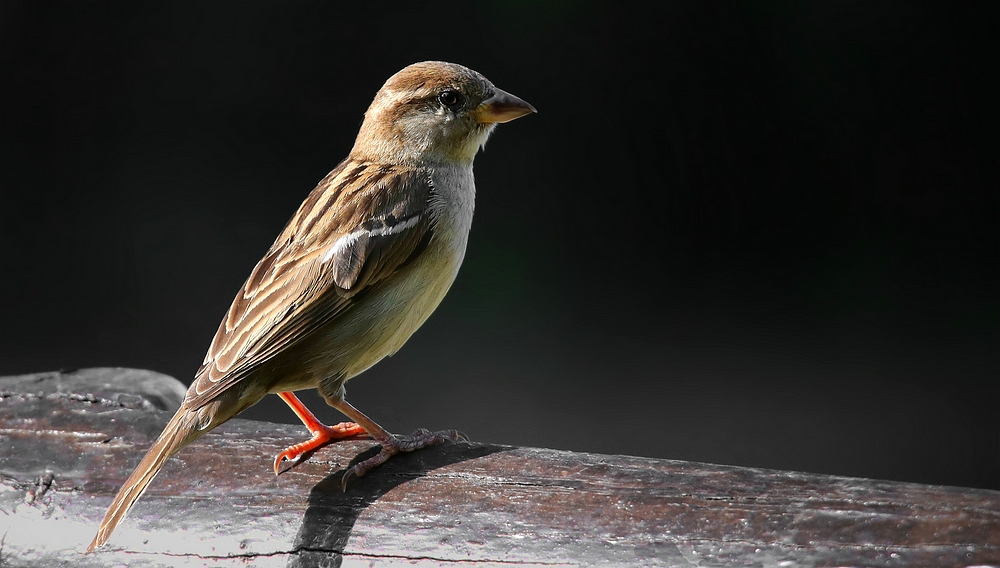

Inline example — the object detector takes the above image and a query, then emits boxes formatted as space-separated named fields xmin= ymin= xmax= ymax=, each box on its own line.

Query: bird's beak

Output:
xmin=475 ymin=88 xmax=536 ymax=124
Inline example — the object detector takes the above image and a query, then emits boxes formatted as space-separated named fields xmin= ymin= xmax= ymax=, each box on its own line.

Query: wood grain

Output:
xmin=1 ymin=369 xmax=998 ymax=567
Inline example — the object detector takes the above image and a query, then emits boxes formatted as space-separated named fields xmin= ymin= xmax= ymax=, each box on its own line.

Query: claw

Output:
xmin=274 ymin=453 xmax=299 ymax=476
xmin=340 ymin=467 xmax=356 ymax=492
xmin=339 ymin=427 xmax=469 ymax=489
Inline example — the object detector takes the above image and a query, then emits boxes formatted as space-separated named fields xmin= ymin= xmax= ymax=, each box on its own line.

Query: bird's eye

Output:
xmin=438 ymin=90 xmax=461 ymax=108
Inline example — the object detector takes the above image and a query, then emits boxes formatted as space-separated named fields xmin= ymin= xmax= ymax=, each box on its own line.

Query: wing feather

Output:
xmin=184 ymin=160 xmax=433 ymax=408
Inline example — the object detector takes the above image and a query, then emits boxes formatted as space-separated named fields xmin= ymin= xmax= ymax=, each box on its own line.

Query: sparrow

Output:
xmin=88 ymin=61 xmax=534 ymax=551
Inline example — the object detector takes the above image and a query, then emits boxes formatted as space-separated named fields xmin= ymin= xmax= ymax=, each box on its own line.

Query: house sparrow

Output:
xmin=88 ymin=61 xmax=534 ymax=551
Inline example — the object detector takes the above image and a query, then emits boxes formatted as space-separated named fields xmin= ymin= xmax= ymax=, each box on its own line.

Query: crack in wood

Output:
xmin=118 ymin=545 xmax=576 ymax=566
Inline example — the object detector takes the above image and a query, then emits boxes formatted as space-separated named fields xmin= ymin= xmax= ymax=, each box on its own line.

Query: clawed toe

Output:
xmin=447 ymin=429 xmax=469 ymax=442
xmin=339 ymin=427 xmax=468 ymax=490
xmin=272 ymin=420 xmax=368 ymax=475
xmin=274 ymin=450 xmax=305 ymax=475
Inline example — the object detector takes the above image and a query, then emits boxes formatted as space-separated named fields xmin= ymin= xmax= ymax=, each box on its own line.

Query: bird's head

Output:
xmin=351 ymin=61 xmax=535 ymax=166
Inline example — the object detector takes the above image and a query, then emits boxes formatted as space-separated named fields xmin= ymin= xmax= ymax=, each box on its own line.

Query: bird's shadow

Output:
xmin=286 ymin=440 xmax=507 ymax=568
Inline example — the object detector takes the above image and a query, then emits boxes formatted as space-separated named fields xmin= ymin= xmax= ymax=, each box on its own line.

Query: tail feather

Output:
xmin=87 ymin=409 xmax=201 ymax=552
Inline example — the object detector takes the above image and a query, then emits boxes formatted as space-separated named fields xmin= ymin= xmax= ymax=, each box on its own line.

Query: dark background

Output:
xmin=1 ymin=2 xmax=996 ymax=490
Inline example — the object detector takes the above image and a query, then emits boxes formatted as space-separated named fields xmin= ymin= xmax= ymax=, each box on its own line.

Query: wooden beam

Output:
xmin=1 ymin=368 xmax=998 ymax=567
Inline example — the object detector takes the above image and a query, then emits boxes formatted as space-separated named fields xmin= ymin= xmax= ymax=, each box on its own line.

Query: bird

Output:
xmin=87 ymin=61 xmax=535 ymax=551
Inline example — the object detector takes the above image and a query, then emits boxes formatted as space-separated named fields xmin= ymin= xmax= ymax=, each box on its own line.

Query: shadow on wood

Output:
xmin=290 ymin=443 xmax=508 ymax=568
xmin=1 ymin=368 xmax=999 ymax=567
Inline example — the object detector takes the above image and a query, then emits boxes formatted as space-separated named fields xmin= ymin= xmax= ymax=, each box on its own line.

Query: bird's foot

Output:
xmin=274 ymin=421 xmax=367 ymax=474
xmin=341 ymin=428 xmax=467 ymax=490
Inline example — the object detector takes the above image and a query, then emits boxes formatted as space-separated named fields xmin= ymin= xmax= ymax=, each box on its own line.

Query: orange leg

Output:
xmin=273 ymin=392 xmax=367 ymax=474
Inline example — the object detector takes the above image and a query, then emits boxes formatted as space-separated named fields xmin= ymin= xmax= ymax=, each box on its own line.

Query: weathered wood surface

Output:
xmin=1 ymin=369 xmax=998 ymax=567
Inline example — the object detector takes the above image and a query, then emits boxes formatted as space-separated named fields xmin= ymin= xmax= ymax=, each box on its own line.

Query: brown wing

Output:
xmin=183 ymin=160 xmax=433 ymax=409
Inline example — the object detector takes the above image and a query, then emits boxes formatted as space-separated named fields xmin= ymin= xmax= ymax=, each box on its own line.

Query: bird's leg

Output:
xmin=329 ymin=398 xmax=467 ymax=489
xmin=273 ymin=391 xmax=367 ymax=474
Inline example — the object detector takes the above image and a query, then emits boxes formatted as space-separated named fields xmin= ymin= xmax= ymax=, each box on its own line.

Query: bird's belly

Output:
xmin=343 ymin=244 xmax=462 ymax=377
xmin=267 ymin=231 xmax=466 ymax=393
